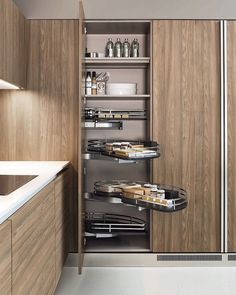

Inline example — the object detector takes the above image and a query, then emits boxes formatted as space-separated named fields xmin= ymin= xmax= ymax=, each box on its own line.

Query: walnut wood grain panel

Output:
xmin=0 ymin=0 xmax=26 ymax=88
xmin=55 ymin=220 xmax=70 ymax=284
xmin=0 ymin=220 xmax=11 ymax=295
xmin=55 ymin=168 xmax=71 ymax=283
xmin=10 ymin=182 xmax=56 ymax=295
xmin=55 ymin=169 xmax=71 ymax=227
xmin=0 ymin=20 xmax=79 ymax=251
xmin=227 ymin=21 xmax=236 ymax=252
xmin=152 ymin=20 xmax=221 ymax=252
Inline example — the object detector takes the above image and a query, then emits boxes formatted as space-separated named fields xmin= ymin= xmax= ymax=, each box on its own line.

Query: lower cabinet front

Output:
xmin=10 ymin=182 xmax=56 ymax=295
xmin=55 ymin=169 xmax=71 ymax=284
xmin=4 ymin=168 xmax=71 ymax=295
xmin=0 ymin=220 xmax=11 ymax=295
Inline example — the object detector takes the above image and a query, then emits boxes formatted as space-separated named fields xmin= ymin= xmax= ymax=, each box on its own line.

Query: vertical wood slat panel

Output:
xmin=227 ymin=21 xmax=236 ymax=252
xmin=0 ymin=220 xmax=11 ymax=295
xmin=0 ymin=0 xmax=26 ymax=88
xmin=0 ymin=20 xmax=79 ymax=251
xmin=10 ymin=182 xmax=56 ymax=295
xmin=152 ymin=20 xmax=221 ymax=252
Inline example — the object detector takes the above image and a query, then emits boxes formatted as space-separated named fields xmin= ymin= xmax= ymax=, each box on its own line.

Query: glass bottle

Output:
xmin=105 ymin=38 xmax=114 ymax=58
xmin=114 ymin=38 xmax=122 ymax=58
xmin=123 ymin=38 xmax=130 ymax=58
xmin=131 ymin=38 xmax=139 ymax=57
xmin=91 ymin=71 xmax=97 ymax=95
xmin=85 ymin=72 xmax=92 ymax=95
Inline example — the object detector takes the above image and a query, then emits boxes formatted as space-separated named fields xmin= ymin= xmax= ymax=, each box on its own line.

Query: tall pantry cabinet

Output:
xmin=151 ymin=20 xmax=221 ymax=253
xmin=78 ymin=17 xmax=236 ymax=271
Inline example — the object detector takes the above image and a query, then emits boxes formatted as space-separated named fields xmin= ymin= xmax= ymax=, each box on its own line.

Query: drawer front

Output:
xmin=10 ymin=182 xmax=56 ymax=295
xmin=55 ymin=169 xmax=71 ymax=283
xmin=0 ymin=220 xmax=11 ymax=295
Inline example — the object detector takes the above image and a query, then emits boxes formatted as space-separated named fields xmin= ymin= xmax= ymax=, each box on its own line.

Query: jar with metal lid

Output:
xmin=131 ymin=38 xmax=139 ymax=57
xmin=114 ymin=38 xmax=122 ymax=57
xmin=106 ymin=38 xmax=114 ymax=57
xmin=123 ymin=38 xmax=130 ymax=58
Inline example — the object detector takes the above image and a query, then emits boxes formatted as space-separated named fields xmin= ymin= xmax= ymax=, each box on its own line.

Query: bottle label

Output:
xmin=116 ymin=48 xmax=121 ymax=57
xmin=86 ymin=80 xmax=92 ymax=95
xmin=86 ymin=87 xmax=91 ymax=95
xmin=86 ymin=81 xmax=92 ymax=87
xmin=123 ymin=46 xmax=129 ymax=57
xmin=108 ymin=48 xmax=114 ymax=57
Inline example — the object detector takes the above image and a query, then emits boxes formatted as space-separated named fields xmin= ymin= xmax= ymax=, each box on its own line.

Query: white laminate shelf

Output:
xmin=84 ymin=94 xmax=151 ymax=100
xmin=84 ymin=57 xmax=150 ymax=69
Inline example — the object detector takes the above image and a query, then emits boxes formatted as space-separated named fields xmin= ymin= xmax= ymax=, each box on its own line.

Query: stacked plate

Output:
xmin=106 ymin=83 xmax=137 ymax=95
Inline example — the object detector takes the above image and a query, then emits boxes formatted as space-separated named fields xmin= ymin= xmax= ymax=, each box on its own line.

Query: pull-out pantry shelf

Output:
xmin=93 ymin=181 xmax=187 ymax=213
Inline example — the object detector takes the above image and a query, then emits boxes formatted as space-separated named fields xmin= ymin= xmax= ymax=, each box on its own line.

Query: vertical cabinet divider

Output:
xmin=223 ymin=20 xmax=228 ymax=253
xmin=220 ymin=20 xmax=228 ymax=253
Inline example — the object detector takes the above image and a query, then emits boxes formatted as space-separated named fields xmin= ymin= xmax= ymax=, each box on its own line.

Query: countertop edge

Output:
xmin=0 ymin=161 xmax=70 ymax=224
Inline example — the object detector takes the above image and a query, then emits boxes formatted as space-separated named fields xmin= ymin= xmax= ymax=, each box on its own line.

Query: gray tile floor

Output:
xmin=55 ymin=267 xmax=236 ymax=295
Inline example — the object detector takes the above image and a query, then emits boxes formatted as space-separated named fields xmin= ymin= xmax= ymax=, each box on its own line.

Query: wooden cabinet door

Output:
xmin=55 ymin=168 xmax=72 ymax=284
xmin=10 ymin=182 xmax=56 ymax=295
xmin=227 ymin=21 xmax=236 ymax=252
xmin=152 ymin=20 xmax=221 ymax=252
xmin=0 ymin=220 xmax=11 ymax=295
xmin=0 ymin=0 xmax=26 ymax=88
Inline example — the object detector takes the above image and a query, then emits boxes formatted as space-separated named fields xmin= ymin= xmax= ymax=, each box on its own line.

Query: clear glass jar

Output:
xmin=131 ymin=38 xmax=139 ymax=57
xmin=105 ymin=38 xmax=114 ymax=57
xmin=114 ymin=38 xmax=122 ymax=57
xmin=123 ymin=38 xmax=130 ymax=58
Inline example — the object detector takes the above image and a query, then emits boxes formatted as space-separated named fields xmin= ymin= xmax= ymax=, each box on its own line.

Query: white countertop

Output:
xmin=0 ymin=161 xmax=70 ymax=224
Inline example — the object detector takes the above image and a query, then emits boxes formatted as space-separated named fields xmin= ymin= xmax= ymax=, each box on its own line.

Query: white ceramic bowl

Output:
xmin=106 ymin=83 xmax=137 ymax=95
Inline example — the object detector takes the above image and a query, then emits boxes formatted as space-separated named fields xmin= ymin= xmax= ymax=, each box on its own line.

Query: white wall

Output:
xmin=13 ymin=0 xmax=236 ymax=19
xmin=13 ymin=0 xmax=80 ymax=19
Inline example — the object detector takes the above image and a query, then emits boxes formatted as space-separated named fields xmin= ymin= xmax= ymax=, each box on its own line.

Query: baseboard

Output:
xmin=65 ymin=252 xmax=236 ymax=267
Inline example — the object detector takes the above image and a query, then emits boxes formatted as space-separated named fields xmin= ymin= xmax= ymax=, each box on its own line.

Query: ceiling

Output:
xmin=13 ymin=0 xmax=236 ymax=19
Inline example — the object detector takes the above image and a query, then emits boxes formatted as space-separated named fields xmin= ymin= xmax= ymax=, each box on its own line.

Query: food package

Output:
xmin=142 ymin=195 xmax=172 ymax=207
xmin=96 ymin=72 xmax=110 ymax=95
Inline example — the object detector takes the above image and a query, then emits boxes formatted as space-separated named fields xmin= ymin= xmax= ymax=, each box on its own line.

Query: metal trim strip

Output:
xmin=220 ymin=20 xmax=225 ymax=253
xmin=223 ymin=20 xmax=228 ymax=253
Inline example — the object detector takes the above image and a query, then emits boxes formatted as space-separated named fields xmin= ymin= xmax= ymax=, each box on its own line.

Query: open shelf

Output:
xmin=85 ymin=57 xmax=150 ymax=69
xmin=84 ymin=94 xmax=151 ymax=100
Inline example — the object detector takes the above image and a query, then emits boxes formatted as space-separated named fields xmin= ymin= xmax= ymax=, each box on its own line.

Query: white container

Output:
xmin=106 ymin=83 xmax=137 ymax=95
